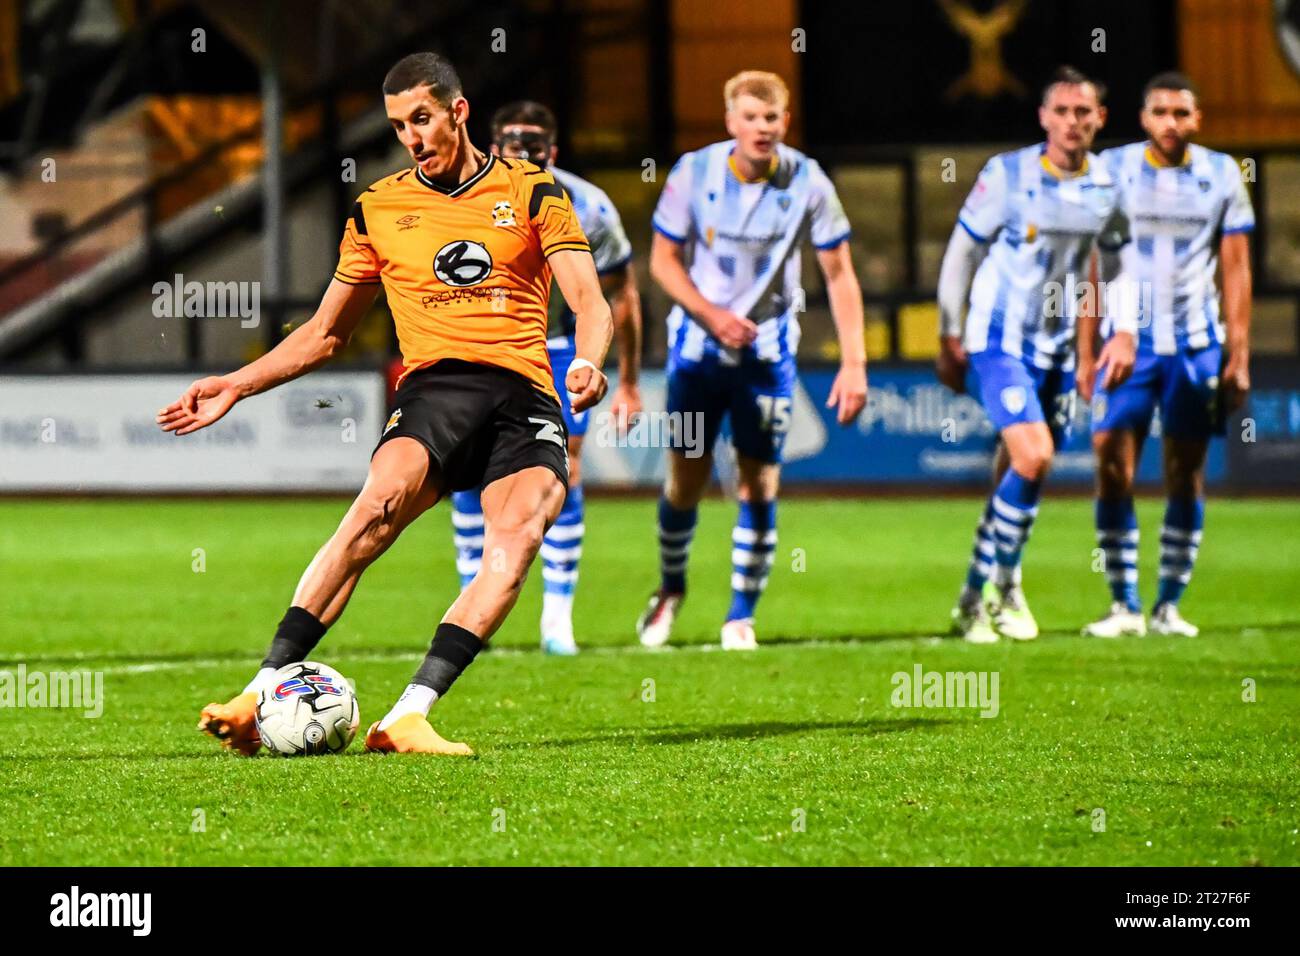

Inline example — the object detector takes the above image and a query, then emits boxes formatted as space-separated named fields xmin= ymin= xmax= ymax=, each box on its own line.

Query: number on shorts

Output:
xmin=529 ymin=417 xmax=564 ymax=448
xmin=756 ymin=395 xmax=792 ymax=434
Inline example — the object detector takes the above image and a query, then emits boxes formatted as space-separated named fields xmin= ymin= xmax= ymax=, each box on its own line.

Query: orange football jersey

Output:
xmin=333 ymin=154 xmax=590 ymax=398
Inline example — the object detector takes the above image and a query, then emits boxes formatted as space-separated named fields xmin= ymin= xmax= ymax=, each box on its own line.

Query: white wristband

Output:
xmin=566 ymin=358 xmax=599 ymax=402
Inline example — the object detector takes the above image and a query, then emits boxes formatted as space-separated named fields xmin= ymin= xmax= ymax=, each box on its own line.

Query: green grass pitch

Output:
xmin=1 ymin=496 xmax=1297 ymax=866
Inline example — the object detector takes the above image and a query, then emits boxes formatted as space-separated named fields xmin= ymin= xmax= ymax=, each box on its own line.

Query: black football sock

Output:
xmin=261 ymin=606 xmax=328 ymax=670
xmin=410 ymin=622 xmax=483 ymax=697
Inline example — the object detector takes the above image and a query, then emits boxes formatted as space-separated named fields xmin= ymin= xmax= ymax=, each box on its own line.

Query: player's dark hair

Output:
xmin=1143 ymin=71 xmax=1198 ymax=105
xmin=382 ymin=52 xmax=462 ymax=106
xmin=1041 ymin=65 xmax=1107 ymax=105
xmin=491 ymin=101 xmax=558 ymax=141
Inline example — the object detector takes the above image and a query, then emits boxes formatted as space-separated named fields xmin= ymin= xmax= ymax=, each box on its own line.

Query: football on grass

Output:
xmin=255 ymin=662 xmax=359 ymax=756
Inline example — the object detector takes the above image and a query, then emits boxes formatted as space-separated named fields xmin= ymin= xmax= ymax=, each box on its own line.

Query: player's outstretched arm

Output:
xmin=156 ymin=279 xmax=378 ymax=435
xmin=603 ymin=261 xmax=643 ymax=425
xmin=649 ymin=233 xmax=757 ymax=348
xmin=817 ymin=240 xmax=868 ymax=425
xmin=551 ymin=247 xmax=613 ymax=413
xmin=1219 ymin=231 xmax=1253 ymax=411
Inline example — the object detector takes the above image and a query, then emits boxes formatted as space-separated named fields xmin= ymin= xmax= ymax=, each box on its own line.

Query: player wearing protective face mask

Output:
xmin=447 ymin=101 xmax=642 ymax=656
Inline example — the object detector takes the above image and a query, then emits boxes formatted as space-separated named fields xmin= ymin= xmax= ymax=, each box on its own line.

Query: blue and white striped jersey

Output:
xmin=547 ymin=165 xmax=633 ymax=344
xmin=959 ymin=144 xmax=1122 ymax=370
xmin=652 ymin=140 xmax=851 ymax=367
xmin=1100 ymin=142 xmax=1254 ymax=354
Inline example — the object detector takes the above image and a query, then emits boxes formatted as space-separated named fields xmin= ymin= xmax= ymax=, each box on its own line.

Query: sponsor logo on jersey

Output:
xmin=434 ymin=240 xmax=493 ymax=287
xmin=397 ymin=214 xmax=420 ymax=231
xmin=384 ymin=408 xmax=402 ymax=435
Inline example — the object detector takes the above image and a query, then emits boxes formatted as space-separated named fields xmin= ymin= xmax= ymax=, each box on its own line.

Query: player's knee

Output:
xmin=1096 ymin=454 xmax=1133 ymax=496
xmin=492 ymin=512 xmax=547 ymax=569
xmin=736 ymin=460 xmax=779 ymax=501
xmin=346 ymin=487 xmax=405 ymax=555
xmin=1009 ymin=439 xmax=1053 ymax=481
xmin=1163 ymin=460 xmax=1201 ymax=499
xmin=664 ymin=455 xmax=707 ymax=508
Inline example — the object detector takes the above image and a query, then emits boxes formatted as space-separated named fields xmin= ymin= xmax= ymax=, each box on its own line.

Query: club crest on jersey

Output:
xmin=383 ymin=408 xmax=402 ymax=435
xmin=1023 ymin=222 xmax=1038 ymax=243
xmin=777 ymin=193 xmax=791 ymax=211
xmin=434 ymin=240 xmax=493 ymax=287
xmin=1001 ymin=386 xmax=1027 ymax=415
xmin=492 ymin=200 xmax=516 ymax=227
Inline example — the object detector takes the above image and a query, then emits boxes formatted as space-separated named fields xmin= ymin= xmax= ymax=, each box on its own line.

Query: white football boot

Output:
xmin=636 ymin=590 xmax=683 ymax=648
xmin=1082 ymin=603 xmax=1147 ymax=638
xmin=1149 ymin=603 xmax=1199 ymax=637
xmin=540 ymin=624 xmax=579 ymax=656
xmin=540 ymin=594 xmax=579 ymax=655
xmin=951 ymin=594 xmax=999 ymax=644
xmin=986 ymin=582 xmax=1039 ymax=641
xmin=720 ymin=618 xmax=758 ymax=651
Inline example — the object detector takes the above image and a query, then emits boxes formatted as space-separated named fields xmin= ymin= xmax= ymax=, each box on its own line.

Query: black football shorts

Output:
xmin=374 ymin=359 xmax=569 ymax=492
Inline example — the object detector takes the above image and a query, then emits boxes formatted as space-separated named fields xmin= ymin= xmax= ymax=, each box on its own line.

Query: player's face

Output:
xmin=725 ymin=94 xmax=789 ymax=165
xmin=1038 ymin=83 xmax=1105 ymax=154
xmin=491 ymin=123 xmax=558 ymax=167
xmin=385 ymin=86 xmax=468 ymax=178
xmin=1141 ymin=89 xmax=1200 ymax=159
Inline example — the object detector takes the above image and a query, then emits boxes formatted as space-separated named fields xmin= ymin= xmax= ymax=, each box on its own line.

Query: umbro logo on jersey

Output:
xmin=434 ymin=240 xmax=493 ymax=287
xmin=396 ymin=215 xmax=420 ymax=231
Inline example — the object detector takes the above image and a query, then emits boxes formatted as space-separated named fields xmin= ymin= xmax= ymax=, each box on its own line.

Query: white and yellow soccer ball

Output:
xmin=255 ymin=662 xmax=359 ymax=756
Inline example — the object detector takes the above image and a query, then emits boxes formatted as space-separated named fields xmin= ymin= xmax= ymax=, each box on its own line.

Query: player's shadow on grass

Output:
xmin=513 ymin=715 xmax=952 ymax=749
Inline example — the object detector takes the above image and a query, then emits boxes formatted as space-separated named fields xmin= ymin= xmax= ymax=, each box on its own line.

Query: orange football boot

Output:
xmin=197 ymin=691 xmax=262 ymax=756
xmin=364 ymin=714 xmax=474 ymax=755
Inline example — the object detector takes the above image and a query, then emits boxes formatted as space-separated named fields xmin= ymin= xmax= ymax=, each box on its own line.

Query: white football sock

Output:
xmin=378 ymin=683 xmax=438 ymax=731
xmin=541 ymin=591 xmax=574 ymax=636
xmin=242 ymin=667 xmax=276 ymax=696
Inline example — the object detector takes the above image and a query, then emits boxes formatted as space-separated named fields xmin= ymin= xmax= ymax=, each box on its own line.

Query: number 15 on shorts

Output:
xmin=756 ymin=394 xmax=792 ymax=434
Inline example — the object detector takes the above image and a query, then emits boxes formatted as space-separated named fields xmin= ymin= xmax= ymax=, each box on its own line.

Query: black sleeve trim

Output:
xmin=542 ymin=240 xmax=591 ymax=256
xmin=351 ymin=200 xmax=368 ymax=236
xmin=332 ymin=273 xmax=382 ymax=285
xmin=529 ymin=180 xmax=567 ymax=219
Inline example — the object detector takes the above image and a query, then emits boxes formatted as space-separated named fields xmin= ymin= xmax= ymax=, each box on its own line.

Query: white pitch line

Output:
xmin=32 ymin=635 xmax=953 ymax=676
